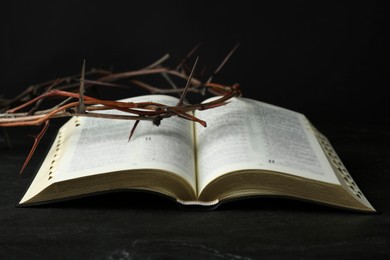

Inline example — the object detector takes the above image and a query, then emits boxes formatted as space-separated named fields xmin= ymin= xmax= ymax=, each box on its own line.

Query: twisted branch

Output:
xmin=0 ymin=46 xmax=241 ymax=172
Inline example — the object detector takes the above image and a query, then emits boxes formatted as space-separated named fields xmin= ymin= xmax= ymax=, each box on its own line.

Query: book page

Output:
xmin=195 ymin=97 xmax=339 ymax=193
xmin=52 ymin=95 xmax=196 ymax=189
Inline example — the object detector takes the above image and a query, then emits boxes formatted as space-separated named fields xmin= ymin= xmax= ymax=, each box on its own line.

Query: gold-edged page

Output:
xmin=195 ymin=97 xmax=340 ymax=194
xmin=51 ymin=95 xmax=196 ymax=190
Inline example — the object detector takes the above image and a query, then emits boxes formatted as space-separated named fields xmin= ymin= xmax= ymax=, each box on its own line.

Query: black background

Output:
xmin=1 ymin=1 xmax=388 ymax=122
xmin=1 ymin=1 xmax=389 ymax=259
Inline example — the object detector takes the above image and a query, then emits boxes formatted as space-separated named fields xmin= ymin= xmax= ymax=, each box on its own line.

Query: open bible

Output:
xmin=19 ymin=95 xmax=375 ymax=212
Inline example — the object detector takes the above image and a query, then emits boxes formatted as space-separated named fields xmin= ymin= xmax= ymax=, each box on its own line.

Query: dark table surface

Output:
xmin=1 ymin=119 xmax=389 ymax=260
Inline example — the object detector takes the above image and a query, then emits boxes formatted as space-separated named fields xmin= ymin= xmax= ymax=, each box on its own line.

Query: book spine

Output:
xmin=176 ymin=199 xmax=219 ymax=206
